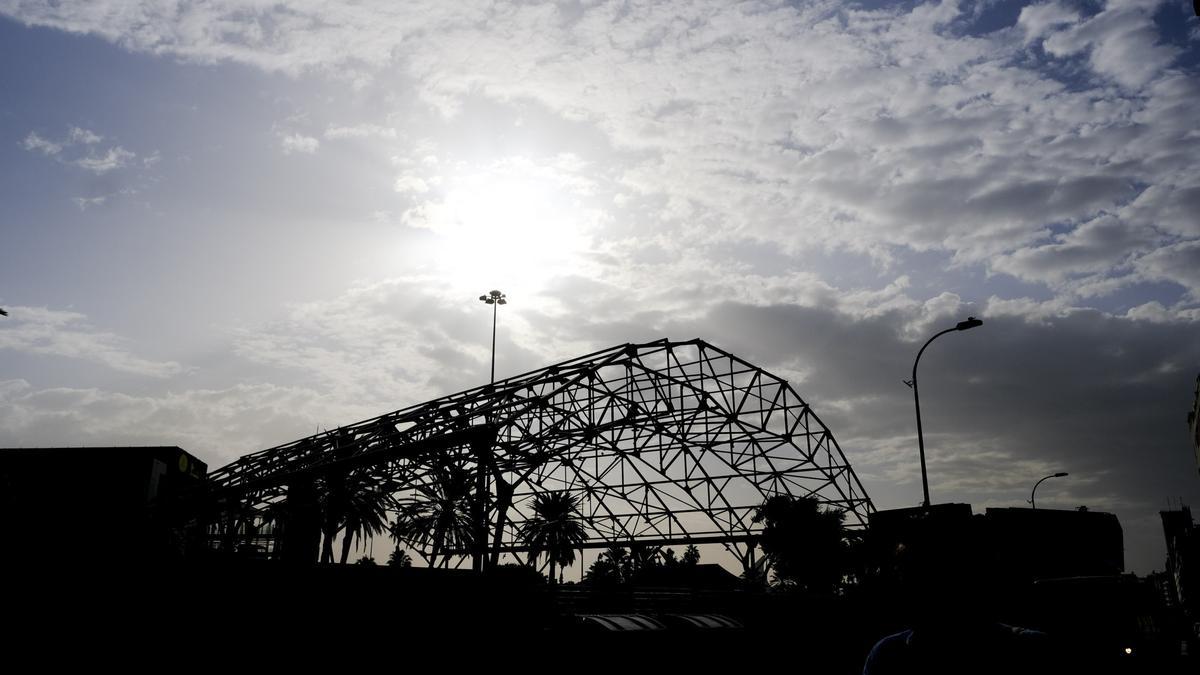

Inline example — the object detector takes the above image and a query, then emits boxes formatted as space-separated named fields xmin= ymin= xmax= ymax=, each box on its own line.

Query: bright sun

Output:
xmin=414 ymin=158 xmax=595 ymax=295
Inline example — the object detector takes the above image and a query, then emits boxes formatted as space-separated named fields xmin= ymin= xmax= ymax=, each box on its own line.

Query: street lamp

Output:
xmin=907 ymin=316 xmax=983 ymax=508
xmin=478 ymin=290 xmax=507 ymax=384
xmin=1030 ymin=472 xmax=1068 ymax=510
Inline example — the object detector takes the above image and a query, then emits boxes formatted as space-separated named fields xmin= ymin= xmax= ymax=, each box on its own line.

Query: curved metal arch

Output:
xmin=207 ymin=338 xmax=873 ymax=566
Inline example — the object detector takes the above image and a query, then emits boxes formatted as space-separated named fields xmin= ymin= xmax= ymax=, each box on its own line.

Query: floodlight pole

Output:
xmin=475 ymin=290 xmax=507 ymax=573
xmin=910 ymin=316 xmax=983 ymax=508
xmin=478 ymin=290 xmax=507 ymax=384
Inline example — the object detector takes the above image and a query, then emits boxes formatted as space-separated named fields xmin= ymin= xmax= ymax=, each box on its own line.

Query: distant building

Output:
xmin=1161 ymin=505 xmax=1198 ymax=613
xmin=0 ymin=446 xmax=207 ymax=565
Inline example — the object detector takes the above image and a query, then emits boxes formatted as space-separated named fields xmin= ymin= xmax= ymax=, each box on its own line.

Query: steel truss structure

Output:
xmin=206 ymin=339 xmax=873 ymax=570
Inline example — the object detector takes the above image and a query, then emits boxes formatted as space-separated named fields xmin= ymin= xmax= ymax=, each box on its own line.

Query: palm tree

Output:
xmin=390 ymin=466 xmax=475 ymax=568
xmin=520 ymin=491 xmax=587 ymax=584
xmin=584 ymin=547 xmax=627 ymax=585
xmin=312 ymin=469 xmax=397 ymax=565
xmin=337 ymin=483 xmax=395 ymax=564
xmin=387 ymin=547 xmax=413 ymax=567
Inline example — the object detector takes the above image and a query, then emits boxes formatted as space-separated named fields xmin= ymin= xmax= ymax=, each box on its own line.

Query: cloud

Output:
xmin=0 ymin=306 xmax=184 ymax=377
xmin=67 ymin=125 xmax=102 ymax=144
xmin=1135 ymin=240 xmax=1200 ymax=299
xmin=1017 ymin=2 xmax=1080 ymax=44
xmin=20 ymin=125 xmax=136 ymax=173
xmin=1041 ymin=2 xmax=1180 ymax=90
xmin=324 ymin=123 xmax=397 ymax=140
xmin=5 ymin=3 xmax=1197 ymax=310
xmin=0 ymin=380 xmax=345 ymax=467
xmin=71 ymin=145 xmax=135 ymax=173
xmin=991 ymin=215 xmax=1159 ymax=287
xmin=71 ymin=195 xmax=107 ymax=210
xmin=232 ymin=277 xmax=515 ymax=407
xmin=21 ymin=131 xmax=62 ymax=155
xmin=392 ymin=173 xmax=429 ymax=194
xmin=279 ymin=132 xmax=319 ymax=154
xmin=1123 ymin=300 xmax=1200 ymax=323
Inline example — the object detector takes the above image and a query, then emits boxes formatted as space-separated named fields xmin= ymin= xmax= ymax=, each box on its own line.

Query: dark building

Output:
xmin=1161 ymin=505 xmax=1198 ymax=614
xmin=868 ymin=503 xmax=1123 ymax=583
xmin=0 ymin=446 xmax=207 ymax=566
xmin=983 ymin=507 xmax=1124 ymax=580
xmin=867 ymin=503 xmax=974 ymax=556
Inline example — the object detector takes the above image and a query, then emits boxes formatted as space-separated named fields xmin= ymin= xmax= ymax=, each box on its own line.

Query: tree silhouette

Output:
xmin=310 ymin=469 xmax=397 ymax=565
xmin=585 ymin=546 xmax=629 ymax=586
xmin=390 ymin=466 xmax=475 ymax=568
xmin=387 ymin=547 xmax=413 ymax=568
xmin=752 ymin=494 xmax=846 ymax=594
xmin=520 ymin=491 xmax=586 ymax=584
xmin=337 ymin=482 xmax=394 ymax=564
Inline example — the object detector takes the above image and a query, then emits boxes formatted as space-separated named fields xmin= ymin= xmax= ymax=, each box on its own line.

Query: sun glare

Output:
xmin=414 ymin=159 xmax=594 ymax=295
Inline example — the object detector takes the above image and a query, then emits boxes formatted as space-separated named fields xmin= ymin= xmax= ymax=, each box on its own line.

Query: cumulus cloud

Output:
xmin=991 ymin=215 xmax=1159 ymax=287
xmin=279 ymin=132 xmax=320 ymax=154
xmin=0 ymin=306 xmax=184 ymax=377
xmin=1041 ymin=1 xmax=1180 ymax=90
xmin=1135 ymin=240 xmax=1200 ymax=299
xmin=1017 ymin=2 xmax=1080 ymax=44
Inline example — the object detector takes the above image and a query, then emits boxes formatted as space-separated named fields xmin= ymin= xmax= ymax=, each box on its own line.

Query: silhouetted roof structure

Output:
xmin=208 ymin=338 xmax=873 ymax=565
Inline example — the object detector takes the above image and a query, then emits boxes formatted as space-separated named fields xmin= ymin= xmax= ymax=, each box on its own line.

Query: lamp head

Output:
xmin=955 ymin=316 xmax=983 ymax=331
xmin=1054 ymin=472 xmax=1068 ymax=478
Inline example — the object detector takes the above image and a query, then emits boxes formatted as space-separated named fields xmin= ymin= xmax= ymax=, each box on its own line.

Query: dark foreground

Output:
xmin=6 ymin=560 xmax=1195 ymax=673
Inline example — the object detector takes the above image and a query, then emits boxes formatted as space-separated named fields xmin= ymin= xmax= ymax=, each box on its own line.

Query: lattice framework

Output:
xmin=207 ymin=339 xmax=873 ymax=567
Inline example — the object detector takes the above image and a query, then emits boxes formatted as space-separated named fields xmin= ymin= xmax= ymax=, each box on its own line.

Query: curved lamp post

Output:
xmin=908 ymin=316 xmax=983 ymax=508
xmin=1030 ymin=472 xmax=1068 ymax=510
xmin=478 ymin=290 xmax=507 ymax=383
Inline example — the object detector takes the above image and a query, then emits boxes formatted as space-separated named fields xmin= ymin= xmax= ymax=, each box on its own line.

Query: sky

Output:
xmin=1 ymin=0 xmax=1198 ymax=575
